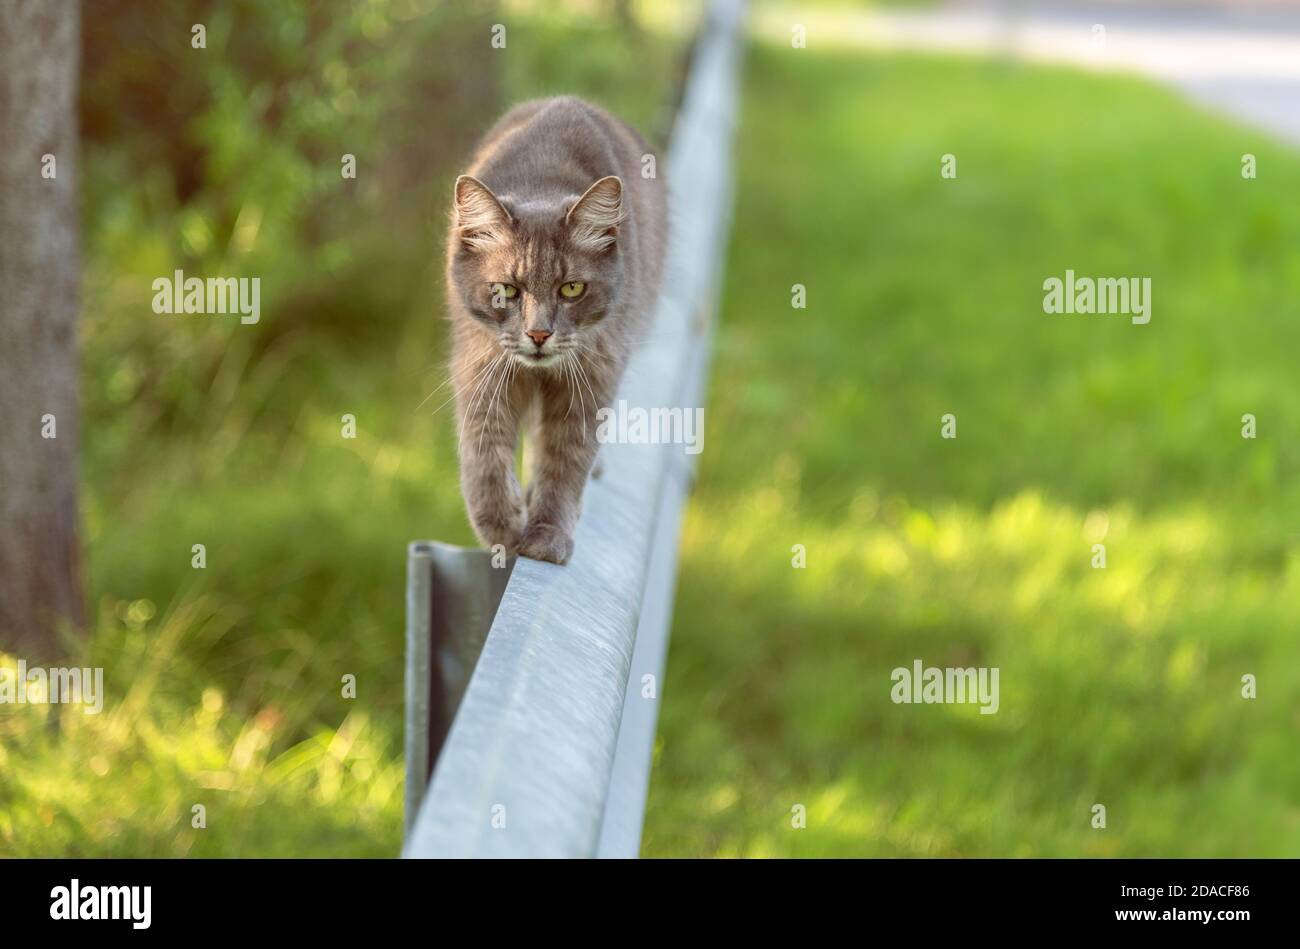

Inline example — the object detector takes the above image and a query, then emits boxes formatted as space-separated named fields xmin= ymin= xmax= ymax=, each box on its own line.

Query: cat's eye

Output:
xmin=490 ymin=282 xmax=518 ymax=301
xmin=559 ymin=281 xmax=586 ymax=299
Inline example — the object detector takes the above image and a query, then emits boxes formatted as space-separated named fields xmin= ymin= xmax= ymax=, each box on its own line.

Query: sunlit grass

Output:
xmin=644 ymin=487 xmax=1300 ymax=856
xmin=0 ymin=599 xmax=403 ymax=856
xmin=642 ymin=42 xmax=1300 ymax=857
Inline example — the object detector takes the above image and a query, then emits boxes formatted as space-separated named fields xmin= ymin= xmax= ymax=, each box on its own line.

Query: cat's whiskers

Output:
xmin=407 ymin=360 xmax=450 ymax=378
xmin=420 ymin=357 xmax=494 ymax=413
xmin=478 ymin=351 xmax=517 ymax=458
xmin=417 ymin=379 xmax=453 ymax=412
xmin=466 ymin=354 xmax=507 ymax=453
xmin=570 ymin=353 xmax=601 ymax=432
xmin=461 ymin=354 xmax=504 ymax=426
xmin=429 ymin=353 xmax=500 ymax=418
xmin=458 ymin=353 xmax=506 ymax=453
xmin=566 ymin=351 xmax=591 ymax=441
xmin=562 ymin=353 xmax=578 ymax=420
xmin=568 ymin=340 xmax=610 ymax=365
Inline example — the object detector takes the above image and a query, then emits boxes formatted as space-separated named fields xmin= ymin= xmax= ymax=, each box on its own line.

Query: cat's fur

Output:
xmin=446 ymin=96 xmax=667 ymax=564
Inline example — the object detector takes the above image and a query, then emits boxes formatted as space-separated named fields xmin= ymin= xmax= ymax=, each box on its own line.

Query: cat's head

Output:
xmin=449 ymin=173 xmax=625 ymax=369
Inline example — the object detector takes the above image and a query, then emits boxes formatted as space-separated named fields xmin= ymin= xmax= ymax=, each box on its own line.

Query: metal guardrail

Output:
xmin=403 ymin=0 xmax=745 ymax=858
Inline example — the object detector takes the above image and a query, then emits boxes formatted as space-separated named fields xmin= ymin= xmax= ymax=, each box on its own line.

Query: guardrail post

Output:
xmin=404 ymin=542 xmax=512 ymax=838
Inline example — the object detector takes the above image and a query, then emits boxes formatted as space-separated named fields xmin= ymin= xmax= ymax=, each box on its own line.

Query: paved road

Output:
xmin=757 ymin=0 xmax=1300 ymax=146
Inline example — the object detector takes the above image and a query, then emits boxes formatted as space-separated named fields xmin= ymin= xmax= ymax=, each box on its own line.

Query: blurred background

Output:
xmin=1 ymin=0 xmax=1297 ymax=856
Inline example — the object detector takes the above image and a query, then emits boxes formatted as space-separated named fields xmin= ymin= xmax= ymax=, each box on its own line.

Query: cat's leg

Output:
xmin=457 ymin=365 xmax=525 ymax=553
xmin=522 ymin=400 xmax=542 ymax=509
xmin=517 ymin=378 xmax=605 ymax=565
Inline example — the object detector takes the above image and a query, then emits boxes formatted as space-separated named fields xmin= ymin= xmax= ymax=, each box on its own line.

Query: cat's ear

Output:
xmin=566 ymin=175 xmax=625 ymax=253
xmin=454 ymin=175 xmax=512 ymax=252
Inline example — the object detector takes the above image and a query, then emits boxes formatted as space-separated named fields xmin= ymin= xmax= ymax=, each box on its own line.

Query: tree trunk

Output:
xmin=0 ymin=0 xmax=85 ymax=658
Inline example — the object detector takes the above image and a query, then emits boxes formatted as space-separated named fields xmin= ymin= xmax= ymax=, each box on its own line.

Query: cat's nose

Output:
xmin=525 ymin=329 xmax=552 ymax=348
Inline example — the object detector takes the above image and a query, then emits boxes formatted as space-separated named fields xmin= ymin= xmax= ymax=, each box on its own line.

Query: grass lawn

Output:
xmin=642 ymin=41 xmax=1300 ymax=857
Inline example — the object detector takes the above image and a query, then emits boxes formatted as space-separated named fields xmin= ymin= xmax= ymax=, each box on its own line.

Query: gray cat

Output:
xmin=445 ymin=96 xmax=667 ymax=564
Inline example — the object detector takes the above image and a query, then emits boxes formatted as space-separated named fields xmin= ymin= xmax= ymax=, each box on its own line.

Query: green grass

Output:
xmin=641 ymin=43 xmax=1300 ymax=857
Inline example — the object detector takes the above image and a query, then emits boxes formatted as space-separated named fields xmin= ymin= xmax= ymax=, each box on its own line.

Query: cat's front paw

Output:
xmin=517 ymin=522 xmax=574 ymax=565
xmin=471 ymin=510 xmax=524 ymax=554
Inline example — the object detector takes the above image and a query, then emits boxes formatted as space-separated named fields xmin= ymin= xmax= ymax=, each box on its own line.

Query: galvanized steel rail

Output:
xmin=403 ymin=0 xmax=744 ymax=858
